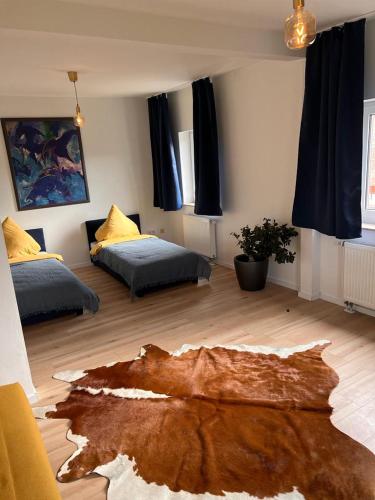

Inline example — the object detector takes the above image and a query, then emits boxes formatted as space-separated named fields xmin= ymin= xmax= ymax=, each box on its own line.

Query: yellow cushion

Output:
xmin=2 ymin=217 xmax=41 ymax=259
xmin=95 ymin=205 xmax=140 ymax=242
xmin=0 ymin=383 xmax=61 ymax=500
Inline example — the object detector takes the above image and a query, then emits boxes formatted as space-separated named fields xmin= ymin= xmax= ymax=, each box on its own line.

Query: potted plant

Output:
xmin=232 ymin=219 xmax=298 ymax=291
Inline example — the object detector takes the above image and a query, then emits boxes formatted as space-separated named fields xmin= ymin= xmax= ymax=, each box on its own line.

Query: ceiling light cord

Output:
xmin=67 ymin=71 xmax=85 ymax=127
xmin=73 ymin=81 xmax=79 ymax=107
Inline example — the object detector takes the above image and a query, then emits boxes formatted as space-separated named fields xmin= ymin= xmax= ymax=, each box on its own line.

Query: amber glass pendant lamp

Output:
xmin=285 ymin=0 xmax=317 ymax=50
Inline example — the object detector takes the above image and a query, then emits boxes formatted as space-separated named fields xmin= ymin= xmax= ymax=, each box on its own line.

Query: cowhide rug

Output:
xmin=34 ymin=341 xmax=375 ymax=500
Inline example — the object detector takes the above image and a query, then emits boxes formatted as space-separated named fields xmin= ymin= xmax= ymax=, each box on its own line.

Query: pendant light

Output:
xmin=285 ymin=0 xmax=317 ymax=50
xmin=68 ymin=71 xmax=85 ymax=127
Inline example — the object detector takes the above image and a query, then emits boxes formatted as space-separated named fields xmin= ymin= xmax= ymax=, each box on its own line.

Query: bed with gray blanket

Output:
xmin=10 ymin=228 xmax=99 ymax=325
xmin=86 ymin=215 xmax=211 ymax=297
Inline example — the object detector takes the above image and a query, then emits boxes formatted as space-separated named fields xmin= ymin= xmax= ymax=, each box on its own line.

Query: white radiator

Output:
xmin=344 ymin=242 xmax=375 ymax=310
xmin=182 ymin=214 xmax=216 ymax=259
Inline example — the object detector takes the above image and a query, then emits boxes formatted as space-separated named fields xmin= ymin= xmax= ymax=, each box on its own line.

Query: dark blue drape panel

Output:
xmin=148 ymin=94 xmax=182 ymax=211
xmin=192 ymin=78 xmax=222 ymax=216
xmin=292 ymin=20 xmax=365 ymax=239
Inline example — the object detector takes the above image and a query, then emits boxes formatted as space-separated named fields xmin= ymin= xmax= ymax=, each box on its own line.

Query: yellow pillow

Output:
xmin=2 ymin=217 xmax=41 ymax=259
xmin=95 ymin=205 xmax=140 ymax=242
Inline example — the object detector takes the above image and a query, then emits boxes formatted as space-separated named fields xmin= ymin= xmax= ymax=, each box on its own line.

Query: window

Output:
xmin=178 ymin=130 xmax=195 ymax=205
xmin=363 ymin=100 xmax=375 ymax=224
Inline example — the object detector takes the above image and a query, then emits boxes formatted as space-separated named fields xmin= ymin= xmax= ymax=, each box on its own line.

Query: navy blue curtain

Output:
xmin=192 ymin=78 xmax=222 ymax=216
xmin=292 ymin=20 xmax=365 ymax=239
xmin=148 ymin=94 xmax=182 ymax=211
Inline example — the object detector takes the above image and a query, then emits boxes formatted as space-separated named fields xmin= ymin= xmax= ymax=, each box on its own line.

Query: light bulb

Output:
xmin=285 ymin=0 xmax=316 ymax=50
xmin=74 ymin=105 xmax=85 ymax=128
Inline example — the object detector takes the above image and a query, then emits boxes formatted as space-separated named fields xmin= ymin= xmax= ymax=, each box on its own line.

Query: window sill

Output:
xmin=362 ymin=223 xmax=375 ymax=231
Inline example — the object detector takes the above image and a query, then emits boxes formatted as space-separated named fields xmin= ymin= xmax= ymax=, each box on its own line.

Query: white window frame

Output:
xmin=178 ymin=130 xmax=195 ymax=206
xmin=362 ymin=99 xmax=375 ymax=225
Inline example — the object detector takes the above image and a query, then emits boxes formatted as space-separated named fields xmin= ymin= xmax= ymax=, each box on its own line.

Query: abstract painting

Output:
xmin=1 ymin=117 xmax=89 ymax=210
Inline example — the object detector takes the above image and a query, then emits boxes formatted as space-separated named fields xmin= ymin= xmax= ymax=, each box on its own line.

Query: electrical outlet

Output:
xmin=160 ymin=228 xmax=165 ymax=234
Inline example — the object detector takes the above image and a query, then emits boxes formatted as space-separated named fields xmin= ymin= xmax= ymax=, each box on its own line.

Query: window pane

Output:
xmin=367 ymin=114 xmax=375 ymax=210
xmin=178 ymin=130 xmax=195 ymax=205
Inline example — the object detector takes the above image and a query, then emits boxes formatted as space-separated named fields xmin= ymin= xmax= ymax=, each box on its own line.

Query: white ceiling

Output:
xmin=0 ymin=29 xmax=249 ymax=98
xmin=59 ymin=0 xmax=375 ymax=30
xmin=0 ymin=0 xmax=374 ymax=98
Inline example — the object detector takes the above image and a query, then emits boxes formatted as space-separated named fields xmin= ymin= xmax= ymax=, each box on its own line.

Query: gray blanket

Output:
xmin=93 ymin=237 xmax=211 ymax=295
xmin=11 ymin=259 xmax=99 ymax=320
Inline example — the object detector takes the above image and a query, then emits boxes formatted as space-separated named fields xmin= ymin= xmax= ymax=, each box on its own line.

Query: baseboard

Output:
xmin=268 ymin=275 xmax=298 ymax=291
xmin=215 ymin=260 xmax=298 ymax=291
xmin=68 ymin=261 xmax=92 ymax=270
xmin=319 ymin=293 xmax=344 ymax=307
xmin=218 ymin=258 xmax=375 ymax=317
xmin=215 ymin=259 xmax=234 ymax=270
xmin=320 ymin=293 xmax=375 ymax=317
xmin=28 ymin=391 xmax=39 ymax=404
xmin=298 ymin=290 xmax=320 ymax=301
xmin=355 ymin=304 xmax=375 ymax=318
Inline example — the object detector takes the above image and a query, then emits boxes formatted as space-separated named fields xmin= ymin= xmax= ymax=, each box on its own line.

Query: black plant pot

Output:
xmin=234 ymin=255 xmax=269 ymax=291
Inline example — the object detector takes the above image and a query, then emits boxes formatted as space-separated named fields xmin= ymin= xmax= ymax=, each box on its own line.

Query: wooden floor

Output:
xmin=25 ymin=264 xmax=375 ymax=500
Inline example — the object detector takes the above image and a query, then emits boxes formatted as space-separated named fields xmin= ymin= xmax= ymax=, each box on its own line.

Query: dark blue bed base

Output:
xmin=21 ymin=309 xmax=83 ymax=326
xmin=26 ymin=228 xmax=46 ymax=252
xmin=20 ymin=228 xmax=83 ymax=325
xmin=84 ymin=215 xmax=199 ymax=297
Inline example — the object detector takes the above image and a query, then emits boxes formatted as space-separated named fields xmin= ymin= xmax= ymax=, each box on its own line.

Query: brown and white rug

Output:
xmin=34 ymin=341 xmax=375 ymax=499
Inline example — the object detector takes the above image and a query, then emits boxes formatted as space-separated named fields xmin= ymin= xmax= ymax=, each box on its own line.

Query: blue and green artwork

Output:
xmin=1 ymin=118 xmax=89 ymax=210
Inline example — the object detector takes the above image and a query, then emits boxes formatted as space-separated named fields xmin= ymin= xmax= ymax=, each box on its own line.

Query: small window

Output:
xmin=178 ymin=130 xmax=195 ymax=205
xmin=363 ymin=101 xmax=375 ymax=224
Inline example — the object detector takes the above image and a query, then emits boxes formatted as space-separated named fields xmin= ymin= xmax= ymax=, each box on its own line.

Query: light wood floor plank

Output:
xmin=23 ymin=264 xmax=375 ymax=499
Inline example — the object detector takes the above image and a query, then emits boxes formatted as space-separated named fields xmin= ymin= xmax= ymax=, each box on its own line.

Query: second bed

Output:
xmin=86 ymin=215 xmax=211 ymax=297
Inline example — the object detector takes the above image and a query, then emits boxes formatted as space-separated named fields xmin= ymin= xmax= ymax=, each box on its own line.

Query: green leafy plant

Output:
xmin=232 ymin=219 xmax=298 ymax=264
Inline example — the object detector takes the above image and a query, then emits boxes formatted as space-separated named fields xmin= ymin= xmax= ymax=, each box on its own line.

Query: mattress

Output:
xmin=10 ymin=258 xmax=99 ymax=321
xmin=92 ymin=237 xmax=211 ymax=295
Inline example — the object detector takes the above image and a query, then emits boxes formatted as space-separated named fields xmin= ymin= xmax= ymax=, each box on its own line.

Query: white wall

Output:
xmin=0 ymin=96 xmax=156 ymax=267
xmin=168 ymin=59 xmax=305 ymax=289
xmin=0 ymin=229 xmax=36 ymax=400
xmin=0 ymin=94 xmax=171 ymax=401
